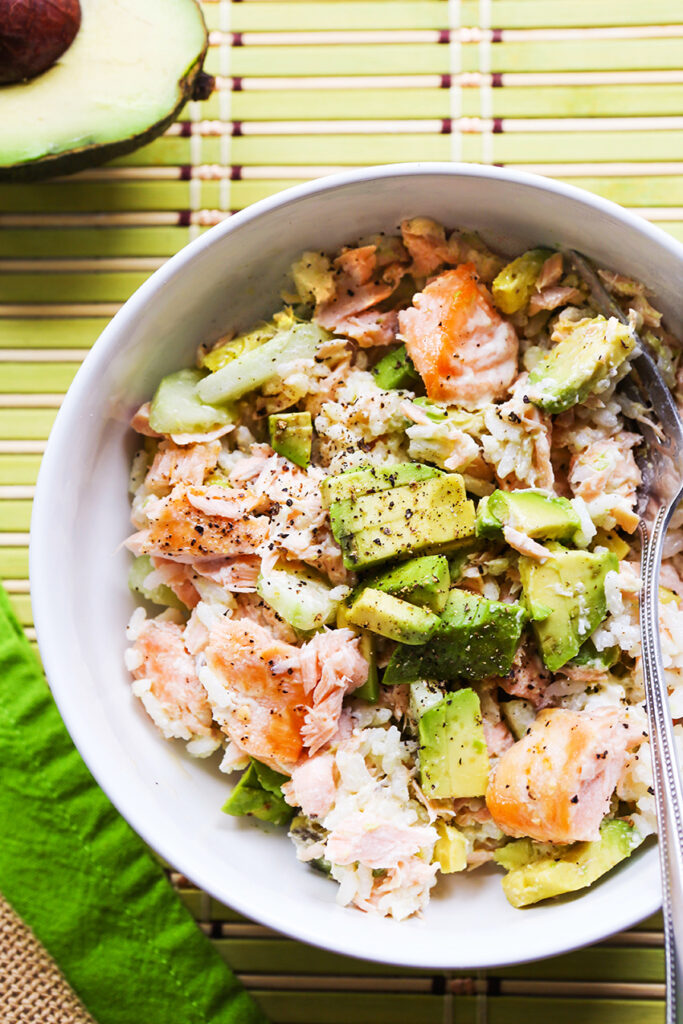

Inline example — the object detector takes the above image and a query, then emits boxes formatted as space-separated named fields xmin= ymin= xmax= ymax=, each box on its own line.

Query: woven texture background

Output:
xmin=0 ymin=895 xmax=95 ymax=1024
xmin=1 ymin=0 xmax=681 ymax=1020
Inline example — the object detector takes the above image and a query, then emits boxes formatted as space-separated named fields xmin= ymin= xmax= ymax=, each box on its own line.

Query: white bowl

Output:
xmin=31 ymin=164 xmax=682 ymax=969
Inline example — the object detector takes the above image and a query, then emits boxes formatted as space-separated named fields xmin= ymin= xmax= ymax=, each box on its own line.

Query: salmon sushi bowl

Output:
xmin=31 ymin=165 xmax=683 ymax=967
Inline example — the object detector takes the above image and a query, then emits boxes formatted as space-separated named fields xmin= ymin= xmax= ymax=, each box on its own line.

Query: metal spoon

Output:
xmin=568 ymin=250 xmax=683 ymax=1024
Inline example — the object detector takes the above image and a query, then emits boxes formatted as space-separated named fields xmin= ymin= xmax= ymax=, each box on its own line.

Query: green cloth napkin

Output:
xmin=0 ymin=584 xmax=267 ymax=1024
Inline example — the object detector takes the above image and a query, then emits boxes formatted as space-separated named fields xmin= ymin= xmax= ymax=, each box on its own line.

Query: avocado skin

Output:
xmin=354 ymin=554 xmax=450 ymax=613
xmin=418 ymin=688 xmax=490 ymax=799
xmin=519 ymin=545 xmax=618 ymax=672
xmin=494 ymin=819 xmax=642 ymax=908
xmin=0 ymin=7 xmax=210 ymax=182
xmin=384 ymin=587 xmax=527 ymax=684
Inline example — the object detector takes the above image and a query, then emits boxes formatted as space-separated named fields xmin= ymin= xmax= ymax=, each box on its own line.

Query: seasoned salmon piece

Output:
xmin=498 ymin=643 xmax=552 ymax=708
xmin=486 ymin=707 xmax=636 ymax=843
xmin=130 ymin=619 xmax=216 ymax=740
xmin=144 ymin=439 xmax=222 ymax=492
xmin=205 ymin=618 xmax=309 ymax=769
xmin=282 ymin=753 xmax=337 ymax=818
xmin=125 ymin=484 xmax=270 ymax=563
xmin=399 ymin=264 xmax=519 ymax=406
xmin=332 ymin=309 xmax=399 ymax=348
xmin=203 ymin=618 xmax=368 ymax=772
xmin=569 ymin=435 xmax=641 ymax=533
xmin=315 ymin=245 xmax=395 ymax=332
xmin=400 ymin=217 xmax=450 ymax=277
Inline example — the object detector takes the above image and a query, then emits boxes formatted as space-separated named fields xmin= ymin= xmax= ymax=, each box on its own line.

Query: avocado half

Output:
xmin=0 ymin=0 xmax=211 ymax=181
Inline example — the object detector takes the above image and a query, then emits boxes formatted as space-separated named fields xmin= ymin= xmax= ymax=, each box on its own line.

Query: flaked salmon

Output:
xmin=399 ymin=264 xmax=519 ymax=406
xmin=486 ymin=707 xmax=637 ymax=843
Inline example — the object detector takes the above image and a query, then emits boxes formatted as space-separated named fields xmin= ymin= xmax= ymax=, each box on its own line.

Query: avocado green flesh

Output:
xmin=347 ymin=588 xmax=441 ymax=645
xmin=358 ymin=554 xmax=451 ymax=613
xmin=567 ymin=637 xmax=619 ymax=672
xmin=332 ymin=475 xmax=476 ymax=570
xmin=268 ymin=412 xmax=312 ymax=468
xmin=418 ymin=688 xmax=490 ymax=799
xmin=355 ymin=632 xmax=380 ymax=703
xmin=0 ymin=0 xmax=208 ymax=180
xmin=478 ymin=489 xmax=581 ymax=543
xmin=528 ymin=316 xmax=636 ymax=415
xmin=372 ymin=345 xmax=420 ymax=390
xmin=222 ymin=759 xmax=293 ymax=827
xmin=492 ymin=248 xmax=553 ymax=315
xmin=519 ymin=545 xmax=618 ymax=672
xmin=320 ymin=462 xmax=440 ymax=508
xmin=494 ymin=819 xmax=642 ymax=908
xmin=384 ymin=587 xmax=527 ymax=684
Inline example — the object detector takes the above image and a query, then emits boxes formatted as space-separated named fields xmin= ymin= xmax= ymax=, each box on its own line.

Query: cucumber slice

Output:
xmin=197 ymin=322 xmax=330 ymax=405
xmin=148 ymin=368 xmax=235 ymax=435
xmin=128 ymin=554 xmax=186 ymax=611
xmin=256 ymin=564 xmax=341 ymax=632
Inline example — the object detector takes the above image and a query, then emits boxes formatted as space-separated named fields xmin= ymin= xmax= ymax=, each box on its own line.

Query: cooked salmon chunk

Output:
xmin=486 ymin=707 xmax=637 ymax=843
xmin=125 ymin=484 xmax=270 ymax=563
xmin=203 ymin=618 xmax=368 ymax=772
xmin=399 ymin=264 xmax=518 ymax=406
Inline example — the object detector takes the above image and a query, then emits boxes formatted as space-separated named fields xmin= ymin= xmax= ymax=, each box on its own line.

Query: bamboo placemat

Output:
xmin=1 ymin=0 xmax=681 ymax=1020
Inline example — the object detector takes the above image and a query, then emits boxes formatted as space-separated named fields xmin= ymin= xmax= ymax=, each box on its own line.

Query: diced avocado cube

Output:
xmin=565 ymin=637 xmax=619 ymax=672
xmin=148 ymin=368 xmax=235 ymax=435
xmin=128 ymin=554 xmax=186 ymax=611
xmin=501 ymin=699 xmax=536 ymax=741
xmin=320 ymin=462 xmax=440 ymax=509
xmin=372 ymin=344 xmax=420 ymax=390
xmin=528 ymin=315 xmax=636 ymax=415
xmin=594 ymin=528 xmax=631 ymax=561
xmin=434 ymin=822 xmax=468 ymax=873
xmin=268 ymin=411 xmax=312 ymax=468
xmin=335 ymin=603 xmax=379 ymax=703
xmin=492 ymin=248 xmax=554 ymax=315
xmin=474 ymin=495 xmax=502 ymax=539
xmin=477 ymin=489 xmax=582 ymax=543
xmin=494 ymin=819 xmax=642 ymax=908
xmin=334 ymin=476 xmax=476 ymax=570
xmin=222 ymin=759 xmax=294 ymax=827
xmin=355 ymin=555 xmax=450 ymax=613
xmin=347 ymin=588 xmax=441 ymax=645
xmin=519 ymin=544 xmax=618 ymax=672
xmin=418 ymin=688 xmax=490 ymax=799
xmin=385 ymin=588 xmax=527 ymax=683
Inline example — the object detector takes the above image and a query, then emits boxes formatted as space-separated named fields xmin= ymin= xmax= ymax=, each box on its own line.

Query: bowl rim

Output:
xmin=30 ymin=162 xmax=679 ymax=968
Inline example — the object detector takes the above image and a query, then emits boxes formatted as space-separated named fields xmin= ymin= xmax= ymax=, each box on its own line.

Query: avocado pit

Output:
xmin=0 ymin=0 xmax=81 ymax=84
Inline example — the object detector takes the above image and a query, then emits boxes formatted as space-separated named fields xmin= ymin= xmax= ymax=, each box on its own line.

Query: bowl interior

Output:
xmin=31 ymin=166 xmax=678 ymax=969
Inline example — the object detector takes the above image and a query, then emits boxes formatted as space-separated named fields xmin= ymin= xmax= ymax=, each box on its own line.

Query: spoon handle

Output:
xmin=640 ymin=504 xmax=683 ymax=1024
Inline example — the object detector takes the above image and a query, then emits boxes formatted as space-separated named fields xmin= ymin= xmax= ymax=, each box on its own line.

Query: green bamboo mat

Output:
xmin=1 ymin=0 xmax=681 ymax=1020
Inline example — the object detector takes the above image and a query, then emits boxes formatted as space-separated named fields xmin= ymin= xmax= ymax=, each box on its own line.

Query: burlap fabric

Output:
xmin=0 ymin=893 xmax=96 ymax=1024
